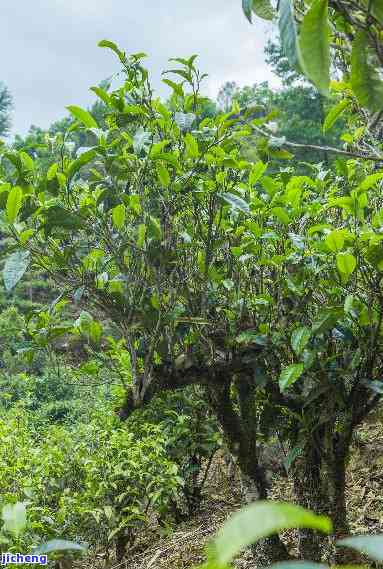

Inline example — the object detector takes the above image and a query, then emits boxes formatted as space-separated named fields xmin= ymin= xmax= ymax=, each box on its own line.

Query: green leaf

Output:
xmin=272 ymin=207 xmax=290 ymax=225
xmin=249 ymin=161 xmax=267 ymax=185
xmin=242 ymin=0 xmax=253 ymax=22
xmin=128 ymin=194 xmax=142 ymax=215
xmin=164 ymin=68 xmax=193 ymax=84
xmin=98 ymin=39 xmax=126 ymax=63
xmin=278 ymin=0 xmax=301 ymax=68
xmin=148 ymin=216 xmax=162 ymax=241
xmin=370 ymin=0 xmax=383 ymax=25
xmin=34 ymin=539 xmax=87 ymax=555
xmin=157 ymin=163 xmax=170 ymax=188
xmin=19 ymin=229 xmax=34 ymax=245
xmin=312 ymin=309 xmax=341 ymax=334
xmin=43 ymin=206 xmax=83 ymax=235
xmin=169 ymin=55 xmax=198 ymax=68
xmin=212 ymin=501 xmax=332 ymax=565
xmin=351 ymin=31 xmax=383 ymax=112
xmin=150 ymin=140 xmax=170 ymax=157
xmin=337 ymin=535 xmax=383 ymax=562
xmin=89 ymin=321 xmax=103 ymax=344
xmin=3 ymin=151 xmax=22 ymax=172
xmin=68 ymin=149 xmax=96 ymax=179
xmin=152 ymin=152 xmax=180 ymax=169
xmin=325 ymin=230 xmax=344 ymax=252
xmin=67 ymin=105 xmax=98 ymax=129
xmin=47 ymin=163 xmax=58 ymax=181
xmin=6 ymin=186 xmax=23 ymax=223
xmin=279 ymin=363 xmax=304 ymax=391
xmin=236 ymin=331 xmax=268 ymax=345
xmin=75 ymin=311 xmax=93 ymax=331
xmin=220 ymin=193 xmax=250 ymax=214
xmin=162 ymin=79 xmax=184 ymax=97
xmin=151 ymin=293 xmax=161 ymax=310
xmin=291 ymin=327 xmax=311 ymax=356
xmin=336 ymin=252 xmax=356 ymax=281
xmin=252 ymin=0 xmax=275 ymax=20
xmin=359 ymin=0 xmax=383 ymax=25
xmin=2 ymin=503 xmax=27 ymax=537
xmin=299 ymin=0 xmax=330 ymax=95
xmin=137 ymin=224 xmax=146 ymax=247
xmin=323 ymin=100 xmax=350 ymax=132
xmin=365 ymin=243 xmax=383 ymax=269
xmin=357 ymin=172 xmax=383 ymax=192
xmin=20 ymin=151 xmax=34 ymax=172
xmin=184 ymin=133 xmax=199 ymax=158
xmin=112 ymin=204 xmax=126 ymax=230
xmin=90 ymin=86 xmax=112 ymax=107
xmin=3 ymin=251 xmax=31 ymax=291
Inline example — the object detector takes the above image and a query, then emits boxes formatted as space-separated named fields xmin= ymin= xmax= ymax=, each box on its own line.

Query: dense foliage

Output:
xmin=0 ymin=0 xmax=382 ymax=565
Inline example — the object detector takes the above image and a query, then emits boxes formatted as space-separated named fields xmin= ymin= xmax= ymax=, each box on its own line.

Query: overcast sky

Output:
xmin=2 ymin=1 xmax=278 ymax=138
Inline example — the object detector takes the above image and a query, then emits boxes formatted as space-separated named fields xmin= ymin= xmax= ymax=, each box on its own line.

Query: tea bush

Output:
xmin=0 ymin=403 xmax=181 ymax=558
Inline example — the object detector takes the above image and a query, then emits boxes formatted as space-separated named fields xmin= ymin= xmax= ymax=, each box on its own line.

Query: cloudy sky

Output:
xmin=2 ymin=1 xmax=278 ymax=137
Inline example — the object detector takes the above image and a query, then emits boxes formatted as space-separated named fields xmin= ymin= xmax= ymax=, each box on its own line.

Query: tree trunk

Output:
xmin=207 ymin=379 xmax=290 ymax=564
xmin=330 ymin=449 xmax=349 ymax=539
xmin=292 ymin=442 xmax=328 ymax=562
xmin=292 ymin=429 xmax=358 ymax=564
xmin=324 ymin=436 xmax=361 ymax=564
xmin=251 ymin=535 xmax=291 ymax=567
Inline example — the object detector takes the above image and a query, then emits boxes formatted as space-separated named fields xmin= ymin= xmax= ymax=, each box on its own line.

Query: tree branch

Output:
xmin=252 ymin=125 xmax=383 ymax=162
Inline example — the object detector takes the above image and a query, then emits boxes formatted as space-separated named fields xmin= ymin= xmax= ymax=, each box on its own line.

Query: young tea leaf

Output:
xmin=67 ymin=105 xmax=98 ymax=129
xmin=249 ymin=161 xmax=267 ymax=185
xmin=157 ymin=163 xmax=170 ymax=188
xmin=323 ymin=99 xmax=350 ymax=132
xmin=336 ymin=252 xmax=357 ymax=281
xmin=98 ymin=39 xmax=126 ymax=63
xmin=184 ymin=132 xmax=199 ymax=158
xmin=6 ymin=186 xmax=23 ymax=223
xmin=67 ymin=149 xmax=97 ymax=179
xmin=357 ymin=172 xmax=383 ymax=192
xmin=112 ymin=204 xmax=126 ymax=230
xmin=325 ymin=230 xmax=344 ymax=252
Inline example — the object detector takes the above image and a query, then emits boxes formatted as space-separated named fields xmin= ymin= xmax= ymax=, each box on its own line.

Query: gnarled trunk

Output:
xmin=292 ymin=427 xmax=358 ymax=564
xmin=207 ymin=378 xmax=290 ymax=564
xmin=292 ymin=440 xmax=328 ymax=562
xmin=324 ymin=434 xmax=361 ymax=564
